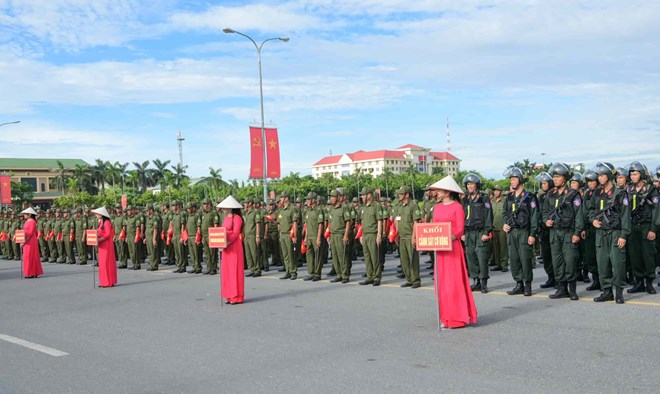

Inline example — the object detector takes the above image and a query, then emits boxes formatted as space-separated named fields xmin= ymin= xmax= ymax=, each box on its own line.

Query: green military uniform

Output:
xmin=266 ymin=202 xmax=281 ymax=266
xmin=543 ymin=182 xmax=585 ymax=299
xmin=257 ymin=203 xmax=269 ymax=271
xmin=113 ymin=208 xmax=127 ymax=268
xmin=36 ymin=211 xmax=48 ymax=262
xmin=395 ymin=187 xmax=422 ymax=287
xmin=171 ymin=202 xmax=187 ymax=272
xmin=503 ymin=183 xmax=539 ymax=296
xmin=74 ymin=210 xmax=88 ymax=264
xmin=44 ymin=212 xmax=56 ymax=262
xmin=328 ymin=190 xmax=351 ymax=282
xmin=277 ymin=194 xmax=298 ymax=279
xmin=53 ymin=210 xmax=64 ymax=263
xmin=125 ymin=208 xmax=142 ymax=269
xmin=145 ymin=206 xmax=161 ymax=271
xmin=462 ymin=189 xmax=494 ymax=287
xmin=61 ymin=211 xmax=74 ymax=264
xmin=161 ymin=204 xmax=175 ymax=265
xmin=491 ymin=187 xmax=508 ymax=271
xmin=243 ymin=200 xmax=262 ymax=276
xmin=294 ymin=199 xmax=304 ymax=266
xmin=185 ymin=204 xmax=202 ymax=273
xmin=359 ymin=188 xmax=382 ymax=284
xmin=537 ymin=189 xmax=554 ymax=285
xmin=10 ymin=215 xmax=21 ymax=260
xmin=303 ymin=193 xmax=324 ymax=280
xmin=378 ymin=198 xmax=390 ymax=270
xmin=201 ymin=200 xmax=220 ymax=274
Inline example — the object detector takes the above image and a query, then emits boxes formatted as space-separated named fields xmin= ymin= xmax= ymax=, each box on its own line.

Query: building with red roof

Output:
xmin=312 ymin=145 xmax=460 ymax=179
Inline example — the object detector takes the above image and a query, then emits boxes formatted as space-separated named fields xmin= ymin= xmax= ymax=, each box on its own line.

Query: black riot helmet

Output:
xmin=594 ymin=162 xmax=617 ymax=181
xmin=628 ymin=161 xmax=649 ymax=180
xmin=462 ymin=173 xmax=481 ymax=186
xmin=549 ymin=162 xmax=573 ymax=179
xmin=570 ymin=172 xmax=584 ymax=187
xmin=503 ymin=167 xmax=528 ymax=183
xmin=615 ymin=167 xmax=629 ymax=180
xmin=533 ymin=172 xmax=554 ymax=188
xmin=583 ymin=169 xmax=598 ymax=182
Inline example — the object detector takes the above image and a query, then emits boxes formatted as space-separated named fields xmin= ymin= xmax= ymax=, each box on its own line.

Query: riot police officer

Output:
xmin=535 ymin=172 xmax=555 ymax=289
xmin=461 ymin=173 xmax=493 ymax=293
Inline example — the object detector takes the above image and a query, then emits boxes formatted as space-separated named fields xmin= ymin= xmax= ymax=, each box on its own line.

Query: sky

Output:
xmin=1 ymin=0 xmax=659 ymax=181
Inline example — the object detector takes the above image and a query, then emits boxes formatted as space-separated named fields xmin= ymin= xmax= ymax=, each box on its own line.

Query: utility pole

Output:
xmin=177 ymin=130 xmax=185 ymax=168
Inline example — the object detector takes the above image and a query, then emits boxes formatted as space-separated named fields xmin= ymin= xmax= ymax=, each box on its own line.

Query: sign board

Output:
xmin=14 ymin=229 xmax=25 ymax=244
xmin=414 ymin=222 xmax=453 ymax=251
xmin=85 ymin=230 xmax=98 ymax=246
xmin=208 ymin=227 xmax=227 ymax=249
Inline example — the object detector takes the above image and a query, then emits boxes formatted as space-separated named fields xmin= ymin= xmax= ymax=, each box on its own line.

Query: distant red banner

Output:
xmin=121 ymin=194 xmax=128 ymax=210
xmin=86 ymin=230 xmax=98 ymax=246
xmin=208 ymin=227 xmax=227 ymax=249
xmin=14 ymin=230 xmax=25 ymax=244
xmin=414 ymin=222 xmax=453 ymax=251
xmin=249 ymin=127 xmax=281 ymax=179
xmin=0 ymin=175 xmax=11 ymax=204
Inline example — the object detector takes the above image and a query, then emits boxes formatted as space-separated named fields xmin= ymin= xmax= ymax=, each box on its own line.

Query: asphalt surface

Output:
xmin=1 ymin=254 xmax=660 ymax=393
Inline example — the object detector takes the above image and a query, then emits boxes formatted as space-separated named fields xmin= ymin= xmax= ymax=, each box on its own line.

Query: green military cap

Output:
xmin=279 ymin=191 xmax=289 ymax=198
xmin=387 ymin=197 xmax=392 ymax=202
xmin=329 ymin=190 xmax=339 ymax=197
xmin=201 ymin=198 xmax=211 ymax=205
xmin=185 ymin=202 xmax=193 ymax=209
xmin=305 ymin=192 xmax=317 ymax=199
xmin=359 ymin=187 xmax=373 ymax=195
xmin=352 ymin=197 xmax=359 ymax=203
xmin=75 ymin=207 xmax=82 ymax=214
xmin=493 ymin=185 xmax=503 ymax=191
xmin=317 ymin=196 xmax=325 ymax=204
xmin=295 ymin=197 xmax=302 ymax=203
xmin=55 ymin=208 xmax=62 ymax=213
xmin=161 ymin=201 xmax=170 ymax=207
xmin=336 ymin=187 xmax=345 ymax=195
xmin=114 ymin=203 xmax=121 ymax=209
xmin=245 ymin=197 xmax=254 ymax=204
xmin=396 ymin=185 xmax=412 ymax=195
xmin=379 ymin=197 xmax=387 ymax=202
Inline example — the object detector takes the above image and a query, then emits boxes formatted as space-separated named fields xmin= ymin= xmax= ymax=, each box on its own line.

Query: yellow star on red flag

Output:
xmin=268 ymin=139 xmax=277 ymax=149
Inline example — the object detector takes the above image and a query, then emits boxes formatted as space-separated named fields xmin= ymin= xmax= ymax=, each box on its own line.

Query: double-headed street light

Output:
xmin=223 ymin=28 xmax=289 ymax=203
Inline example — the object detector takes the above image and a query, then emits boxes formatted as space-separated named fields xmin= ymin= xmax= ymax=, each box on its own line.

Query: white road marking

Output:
xmin=0 ymin=334 xmax=69 ymax=357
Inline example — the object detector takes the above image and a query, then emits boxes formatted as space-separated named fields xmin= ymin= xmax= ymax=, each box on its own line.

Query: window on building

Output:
xmin=21 ymin=177 xmax=37 ymax=192
xmin=40 ymin=183 xmax=46 ymax=192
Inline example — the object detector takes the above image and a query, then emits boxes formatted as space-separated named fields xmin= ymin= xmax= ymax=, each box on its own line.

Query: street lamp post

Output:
xmin=223 ymin=28 xmax=289 ymax=203
xmin=0 ymin=121 xmax=20 ymax=210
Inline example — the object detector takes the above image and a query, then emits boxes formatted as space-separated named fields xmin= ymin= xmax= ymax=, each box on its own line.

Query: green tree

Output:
xmin=10 ymin=181 xmax=34 ymax=206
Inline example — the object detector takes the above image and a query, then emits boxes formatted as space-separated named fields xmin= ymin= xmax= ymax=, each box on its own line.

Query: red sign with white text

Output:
xmin=414 ymin=222 xmax=453 ymax=251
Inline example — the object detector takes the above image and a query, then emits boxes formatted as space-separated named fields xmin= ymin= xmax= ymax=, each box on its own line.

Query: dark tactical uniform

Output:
xmin=626 ymin=178 xmax=658 ymax=293
xmin=462 ymin=190 xmax=494 ymax=287
xmin=503 ymin=185 xmax=539 ymax=296
xmin=543 ymin=185 xmax=585 ymax=299
xmin=277 ymin=196 xmax=298 ymax=279
xmin=588 ymin=177 xmax=632 ymax=303
xmin=396 ymin=187 xmax=422 ymax=287
xmin=581 ymin=185 xmax=600 ymax=289
xmin=537 ymin=188 xmax=555 ymax=286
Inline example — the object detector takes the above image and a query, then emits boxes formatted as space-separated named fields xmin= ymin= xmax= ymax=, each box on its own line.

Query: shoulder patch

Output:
xmin=622 ymin=197 xmax=629 ymax=206
xmin=484 ymin=202 xmax=491 ymax=209
xmin=530 ymin=200 xmax=537 ymax=209
xmin=653 ymin=196 xmax=659 ymax=204
xmin=573 ymin=198 xmax=581 ymax=207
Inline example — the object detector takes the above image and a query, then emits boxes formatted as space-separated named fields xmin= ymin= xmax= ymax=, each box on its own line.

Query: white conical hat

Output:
xmin=21 ymin=207 xmax=38 ymax=215
xmin=217 ymin=195 xmax=243 ymax=209
xmin=91 ymin=207 xmax=111 ymax=218
xmin=429 ymin=175 xmax=464 ymax=195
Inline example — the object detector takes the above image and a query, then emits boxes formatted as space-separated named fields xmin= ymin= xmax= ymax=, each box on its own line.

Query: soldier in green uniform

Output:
xmin=266 ymin=199 xmax=281 ymax=268
xmin=318 ymin=196 xmax=329 ymax=268
xmin=543 ymin=163 xmax=585 ymax=300
xmin=378 ymin=197 xmax=390 ymax=272
xmin=294 ymin=197 xmax=304 ymax=266
xmin=582 ymin=170 xmax=601 ymax=291
xmin=302 ymin=192 xmax=324 ymax=281
xmin=73 ymin=208 xmax=88 ymax=265
xmin=113 ymin=205 xmax=127 ymax=268
xmin=277 ymin=192 xmax=298 ymax=280
xmin=626 ymin=161 xmax=658 ymax=294
xmin=200 ymin=199 xmax=220 ymax=275
xmin=183 ymin=202 xmax=201 ymax=274
xmin=328 ymin=190 xmax=351 ymax=283
xmin=145 ymin=204 xmax=161 ymax=271
xmin=589 ymin=162 xmax=632 ymax=304
xmin=61 ymin=209 xmax=74 ymax=264
xmin=394 ymin=186 xmax=422 ymax=288
xmin=52 ymin=209 xmax=64 ymax=263
xmin=461 ymin=174 xmax=494 ymax=293
xmin=352 ymin=197 xmax=363 ymax=261
xmin=243 ymin=198 xmax=262 ymax=277
xmin=170 ymin=201 xmax=187 ymax=273
xmin=0 ymin=210 xmax=6 ymax=259
xmin=36 ymin=208 xmax=48 ymax=262
xmin=358 ymin=188 xmax=383 ymax=286
xmin=160 ymin=202 xmax=175 ymax=265
xmin=9 ymin=212 xmax=20 ymax=260
xmin=534 ymin=172 xmax=555 ymax=289
xmin=490 ymin=185 xmax=508 ymax=273
xmin=125 ymin=206 xmax=141 ymax=270
xmin=257 ymin=201 xmax=269 ymax=272
xmin=503 ymin=167 xmax=539 ymax=297
xmin=44 ymin=209 xmax=56 ymax=263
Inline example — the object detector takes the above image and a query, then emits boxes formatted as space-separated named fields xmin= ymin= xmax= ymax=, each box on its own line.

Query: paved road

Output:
xmin=1 ymin=255 xmax=659 ymax=393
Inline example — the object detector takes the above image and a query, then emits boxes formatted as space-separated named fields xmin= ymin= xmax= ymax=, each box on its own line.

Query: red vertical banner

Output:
xmin=264 ymin=128 xmax=281 ymax=179
xmin=249 ymin=127 xmax=264 ymax=179
xmin=0 ymin=176 xmax=11 ymax=204
xmin=121 ymin=194 xmax=128 ymax=210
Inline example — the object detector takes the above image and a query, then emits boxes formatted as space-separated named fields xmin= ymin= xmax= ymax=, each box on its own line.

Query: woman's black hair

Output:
xmin=231 ymin=208 xmax=242 ymax=217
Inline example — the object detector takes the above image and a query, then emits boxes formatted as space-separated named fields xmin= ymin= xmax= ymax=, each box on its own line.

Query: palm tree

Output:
xmin=92 ymin=159 xmax=108 ymax=195
xmin=203 ymin=167 xmax=223 ymax=189
xmin=170 ymin=163 xmax=188 ymax=189
xmin=152 ymin=159 xmax=171 ymax=185
xmin=53 ymin=160 xmax=67 ymax=193
xmin=133 ymin=161 xmax=152 ymax=192
xmin=72 ymin=164 xmax=95 ymax=193
xmin=116 ymin=162 xmax=129 ymax=194
xmin=106 ymin=162 xmax=121 ymax=203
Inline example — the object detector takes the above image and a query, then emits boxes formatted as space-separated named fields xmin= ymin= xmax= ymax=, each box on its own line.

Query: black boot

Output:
xmin=481 ymin=279 xmax=489 ymax=294
xmin=645 ymin=278 xmax=657 ymax=294
xmin=568 ymin=280 xmax=579 ymax=300
xmin=507 ymin=281 xmax=524 ymax=295
xmin=523 ymin=281 xmax=532 ymax=296
xmin=626 ymin=272 xmax=635 ymax=286
xmin=470 ymin=278 xmax=481 ymax=291
xmin=627 ymin=277 xmax=645 ymax=293
xmin=586 ymin=274 xmax=601 ymax=291
xmin=594 ymin=288 xmax=613 ymax=302
xmin=327 ymin=268 xmax=336 ymax=277
xmin=615 ymin=286 xmax=624 ymax=304
xmin=540 ymin=276 xmax=556 ymax=289
xmin=549 ymin=281 xmax=569 ymax=299
xmin=582 ymin=269 xmax=591 ymax=283
xmin=576 ymin=270 xmax=584 ymax=281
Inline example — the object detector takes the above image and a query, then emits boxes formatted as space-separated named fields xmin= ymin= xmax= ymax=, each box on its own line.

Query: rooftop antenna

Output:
xmin=177 ymin=129 xmax=185 ymax=168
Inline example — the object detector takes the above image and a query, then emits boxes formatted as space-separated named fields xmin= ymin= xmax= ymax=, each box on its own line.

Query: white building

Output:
xmin=312 ymin=144 xmax=461 ymax=179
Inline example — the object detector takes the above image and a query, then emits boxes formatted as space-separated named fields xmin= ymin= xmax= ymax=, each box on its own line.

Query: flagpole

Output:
xmin=222 ymin=29 xmax=289 ymax=203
